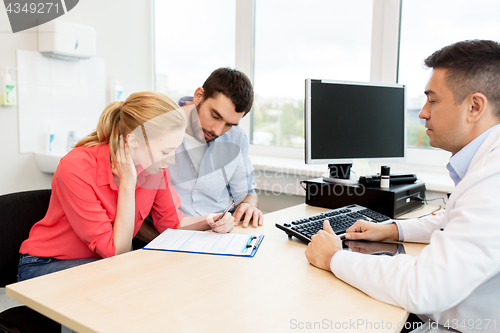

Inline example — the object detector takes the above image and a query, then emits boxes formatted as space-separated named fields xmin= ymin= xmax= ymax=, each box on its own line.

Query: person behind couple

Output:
xmin=18 ymin=92 xmax=235 ymax=282
xmin=306 ymin=39 xmax=500 ymax=332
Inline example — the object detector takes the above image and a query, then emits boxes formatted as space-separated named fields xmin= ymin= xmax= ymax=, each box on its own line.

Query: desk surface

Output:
xmin=7 ymin=204 xmax=427 ymax=333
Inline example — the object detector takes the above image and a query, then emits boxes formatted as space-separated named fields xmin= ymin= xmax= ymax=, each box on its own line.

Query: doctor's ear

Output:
xmin=126 ymin=134 xmax=138 ymax=148
xmin=468 ymin=93 xmax=487 ymax=123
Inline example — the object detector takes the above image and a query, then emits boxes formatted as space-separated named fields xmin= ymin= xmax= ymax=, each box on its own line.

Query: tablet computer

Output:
xmin=342 ymin=240 xmax=405 ymax=256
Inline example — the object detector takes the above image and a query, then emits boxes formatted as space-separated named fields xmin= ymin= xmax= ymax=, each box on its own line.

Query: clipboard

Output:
xmin=143 ymin=229 xmax=264 ymax=257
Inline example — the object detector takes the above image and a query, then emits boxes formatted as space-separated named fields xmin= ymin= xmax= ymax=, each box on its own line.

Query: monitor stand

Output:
xmin=322 ymin=163 xmax=359 ymax=185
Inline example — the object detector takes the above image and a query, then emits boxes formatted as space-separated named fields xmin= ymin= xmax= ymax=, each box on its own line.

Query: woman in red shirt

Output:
xmin=18 ymin=92 xmax=234 ymax=281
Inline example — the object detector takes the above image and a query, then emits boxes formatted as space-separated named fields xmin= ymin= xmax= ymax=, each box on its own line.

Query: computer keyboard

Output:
xmin=275 ymin=204 xmax=391 ymax=244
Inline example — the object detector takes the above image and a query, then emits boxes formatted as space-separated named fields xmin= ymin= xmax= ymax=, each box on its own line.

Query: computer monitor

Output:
xmin=305 ymin=79 xmax=406 ymax=181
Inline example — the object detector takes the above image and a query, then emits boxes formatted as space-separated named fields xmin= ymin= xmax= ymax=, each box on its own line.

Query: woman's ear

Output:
xmin=126 ymin=133 xmax=138 ymax=148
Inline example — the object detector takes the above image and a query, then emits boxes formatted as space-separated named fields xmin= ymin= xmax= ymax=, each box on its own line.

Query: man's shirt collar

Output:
xmin=447 ymin=124 xmax=500 ymax=186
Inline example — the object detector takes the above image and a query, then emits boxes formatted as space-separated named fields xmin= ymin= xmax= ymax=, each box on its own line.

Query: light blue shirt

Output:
xmin=169 ymin=125 xmax=257 ymax=217
xmin=394 ymin=124 xmax=500 ymax=241
xmin=446 ymin=124 xmax=500 ymax=186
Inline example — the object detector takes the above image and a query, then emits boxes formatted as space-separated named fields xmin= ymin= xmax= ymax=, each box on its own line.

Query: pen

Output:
xmin=211 ymin=197 xmax=238 ymax=232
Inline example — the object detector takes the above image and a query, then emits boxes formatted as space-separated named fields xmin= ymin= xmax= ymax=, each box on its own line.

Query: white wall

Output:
xmin=0 ymin=0 xmax=152 ymax=195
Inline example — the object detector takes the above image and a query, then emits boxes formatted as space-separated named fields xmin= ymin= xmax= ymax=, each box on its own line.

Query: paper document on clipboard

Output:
xmin=143 ymin=229 xmax=264 ymax=257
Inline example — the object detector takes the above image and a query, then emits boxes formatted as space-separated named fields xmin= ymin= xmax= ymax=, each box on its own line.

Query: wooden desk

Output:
xmin=6 ymin=204 xmax=426 ymax=333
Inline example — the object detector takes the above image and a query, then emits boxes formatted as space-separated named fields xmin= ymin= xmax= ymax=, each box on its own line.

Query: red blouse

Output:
xmin=20 ymin=144 xmax=183 ymax=259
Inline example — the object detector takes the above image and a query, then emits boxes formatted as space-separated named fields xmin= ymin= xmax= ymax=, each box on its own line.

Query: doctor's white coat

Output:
xmin=331 ymin=125 xmax=500 ymax=333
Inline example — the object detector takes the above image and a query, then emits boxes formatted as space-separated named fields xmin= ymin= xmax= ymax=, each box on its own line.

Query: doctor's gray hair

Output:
xmin=424 ymin=39 xmax=500 ymax=118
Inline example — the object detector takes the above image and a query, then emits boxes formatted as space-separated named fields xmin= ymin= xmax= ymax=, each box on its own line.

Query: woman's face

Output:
xmin=128 ymin=128 xmax=184 ymax=174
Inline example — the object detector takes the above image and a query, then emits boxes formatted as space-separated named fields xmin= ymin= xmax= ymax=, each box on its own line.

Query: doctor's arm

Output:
xmin=313 ymin=179 xmax=500 ymax=314
xmin=305 ymin=220 xmax=400 ymax=271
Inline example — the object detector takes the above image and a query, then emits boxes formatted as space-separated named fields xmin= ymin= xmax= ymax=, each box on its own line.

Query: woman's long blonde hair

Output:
xmin=76 ymin=92 xmax=186 ymax=164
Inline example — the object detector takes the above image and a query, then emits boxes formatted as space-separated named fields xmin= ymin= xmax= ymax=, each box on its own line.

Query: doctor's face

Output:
xmin=419 ymin=69 xmax=470 ymax=154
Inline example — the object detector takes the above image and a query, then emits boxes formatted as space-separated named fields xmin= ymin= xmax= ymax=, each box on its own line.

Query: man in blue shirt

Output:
xmin=305 ymin=40 xmax=500 ymax=332
xmin=136 ymin=68 xmax=262 ymax=244
xmin=171 ymin=68 xmax=263 ymax=229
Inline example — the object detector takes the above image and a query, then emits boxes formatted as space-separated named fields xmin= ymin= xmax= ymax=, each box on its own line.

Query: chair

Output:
xmin=0 ymin=189 xmax=60 ymax=333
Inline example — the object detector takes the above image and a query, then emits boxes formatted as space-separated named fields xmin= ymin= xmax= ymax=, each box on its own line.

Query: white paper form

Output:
xmin=143 ymin=229 xmax=264 ymax=257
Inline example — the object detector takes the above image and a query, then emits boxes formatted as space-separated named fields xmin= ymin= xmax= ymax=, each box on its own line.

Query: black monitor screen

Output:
xmin=307 ymin=79 xmax=405 ymax=162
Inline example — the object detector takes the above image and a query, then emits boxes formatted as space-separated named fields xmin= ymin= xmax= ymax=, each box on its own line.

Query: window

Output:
xmin=154 ymin=0 xmax=236 ymax=102
xmin=398 ymin=0 xmax=500 ymax=148
xmin=152 ymin=0 xmax=499 ymax=172
xmin=251 ymin=0 xmax=373 ymax=147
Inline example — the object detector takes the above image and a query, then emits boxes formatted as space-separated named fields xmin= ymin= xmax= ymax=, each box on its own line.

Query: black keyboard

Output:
xmin=275 ymin=204 xmax=391 ymax=244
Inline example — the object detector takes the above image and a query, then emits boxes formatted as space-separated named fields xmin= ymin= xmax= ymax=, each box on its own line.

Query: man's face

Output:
xmin=195 ymin=90 xmax=244 ymax=142
xmin=419 ymin=69 xmax=470 ymax=154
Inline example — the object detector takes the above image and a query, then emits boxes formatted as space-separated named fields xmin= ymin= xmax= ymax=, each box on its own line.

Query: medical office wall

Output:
xmin=0 ymin=0 xmax=153 ymax=195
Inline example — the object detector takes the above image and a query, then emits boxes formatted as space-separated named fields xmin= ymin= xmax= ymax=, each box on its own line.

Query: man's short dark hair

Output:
xmin=424 ymin=39 xmax=500 ymax=118
xmin=202 ymin=67 xmax=254 ymax=115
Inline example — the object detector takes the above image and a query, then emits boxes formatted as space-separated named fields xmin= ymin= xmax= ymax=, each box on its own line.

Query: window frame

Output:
xmin=242 ymin=0 xmax=450 ymax=168
xmin=153 ymin=0 xmax=451 ymax=169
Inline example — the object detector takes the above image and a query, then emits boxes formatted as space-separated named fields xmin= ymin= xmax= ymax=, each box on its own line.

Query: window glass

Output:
xmin=252 ymin=0 xmax=373 ymax=147
xmin=154 ymin=0 xmax=236 ymax=102
xmin=398 ymin=0 xmax=500 ymax=148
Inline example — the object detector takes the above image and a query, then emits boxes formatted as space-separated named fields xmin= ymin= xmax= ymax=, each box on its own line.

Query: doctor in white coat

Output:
xmin=305 ymin=39 xmax=500 ymax=333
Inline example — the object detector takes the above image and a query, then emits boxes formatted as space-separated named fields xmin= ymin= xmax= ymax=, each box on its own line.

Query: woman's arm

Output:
xmin=178 ymin=216 xmax=211 ymax=230
xmin=147 ymin=169 xmax=234 ymax=240
xmin=137 ymin=213 xmax=235 ymax=244
xmin=111 ymin=136 xmax=137 ymax=256
xmin=179 ymin=214 xmax=234 ymax=233
xmin=112 ymin=182 xmax=136 ymax=255
xmin=178 ymin=214 xmax=230 ymax=232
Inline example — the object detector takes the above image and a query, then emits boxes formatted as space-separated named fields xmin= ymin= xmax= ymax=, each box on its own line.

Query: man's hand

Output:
xmin=345 ymin=220 xmax=399 ymax=241
xmin=207 ymin=212 xmax=234 ymax=233
xmin=305 ymin=220 xmax=343 ymax=271
xmin=233 ymin=203 xmax=264 ymax=228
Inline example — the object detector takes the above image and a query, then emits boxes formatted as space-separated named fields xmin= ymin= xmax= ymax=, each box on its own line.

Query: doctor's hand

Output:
xmin=344 ymin=240 xmax=399 ymax=255
xmin=305 ymin=220 xmax=343 ymax=271
xmin=233 ymin=203 xmax=264 ymax=228
xmin=206 ymin=212 xmax=234 ymax=234
xmin=345 ymin=220 xmax=399 ymax=242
